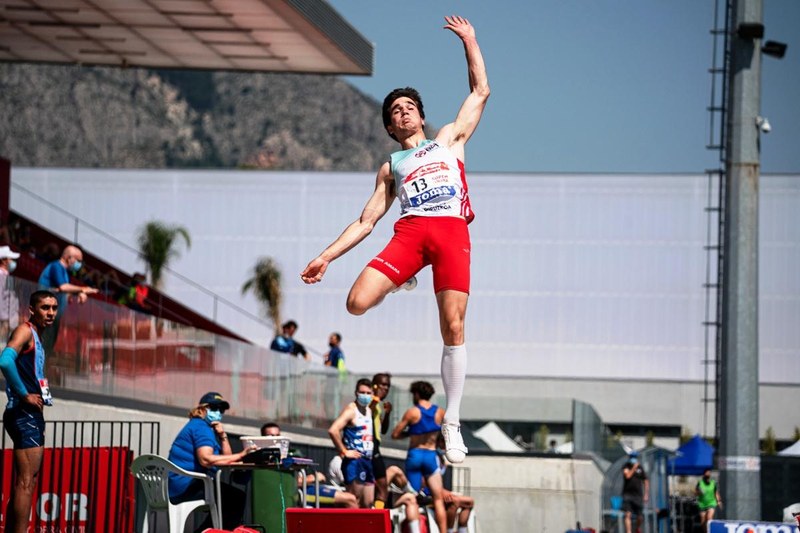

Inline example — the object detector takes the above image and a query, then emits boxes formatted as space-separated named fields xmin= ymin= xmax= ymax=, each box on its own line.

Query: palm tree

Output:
xmin=241 ymin=257 xmax=283 ymax=333
xmin=136 ymin=221 xmax=191 ymax=289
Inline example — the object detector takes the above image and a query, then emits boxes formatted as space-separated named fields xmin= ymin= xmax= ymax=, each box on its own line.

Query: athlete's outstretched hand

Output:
xmin=301 ymin=257 xmax=329 ymax=284
xmin=443 ymin=15 xmax=476 ymax=42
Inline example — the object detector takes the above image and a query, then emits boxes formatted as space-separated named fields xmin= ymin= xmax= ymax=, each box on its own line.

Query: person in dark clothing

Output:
xmin=270 ymin=320 xmax=308 ymax=360
xmin=37 ymin=245 xmax=98 ymax=354
xmin=621 ymin=451 xmax=649 ymax=533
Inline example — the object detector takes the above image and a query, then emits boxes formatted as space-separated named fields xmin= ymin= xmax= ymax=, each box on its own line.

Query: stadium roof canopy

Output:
xmin=0 ymin=0 xmax=373 ymax=74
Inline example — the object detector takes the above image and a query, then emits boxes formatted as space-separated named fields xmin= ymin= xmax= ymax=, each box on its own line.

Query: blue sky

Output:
xmin=327 ymin=0 xmax=800 ymax=174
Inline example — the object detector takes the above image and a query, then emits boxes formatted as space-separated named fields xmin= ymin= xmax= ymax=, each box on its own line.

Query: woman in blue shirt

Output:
xmin=168 ymin=392 xmax=254 ymax=529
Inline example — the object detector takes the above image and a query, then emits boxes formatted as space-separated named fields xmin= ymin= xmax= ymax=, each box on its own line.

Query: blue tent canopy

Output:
xmin=668 ymin=434 xmax=715 ymax=475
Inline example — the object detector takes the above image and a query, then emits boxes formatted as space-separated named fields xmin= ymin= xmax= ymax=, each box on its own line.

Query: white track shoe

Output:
xmin=391 ymin=276 xmax=418 ymax=293
xmin=442 ymin=422 xmax=468 ymax=464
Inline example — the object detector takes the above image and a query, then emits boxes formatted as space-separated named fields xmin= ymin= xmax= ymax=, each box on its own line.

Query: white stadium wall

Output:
xmin=10 ymin=169 xmax=800 ymax=387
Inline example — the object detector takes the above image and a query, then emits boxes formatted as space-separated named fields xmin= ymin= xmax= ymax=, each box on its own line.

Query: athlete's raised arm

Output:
xmin=301 ymin=162 xmax=395 ymax=284
xmin=436 ymin=15 xmax=490 ymax=156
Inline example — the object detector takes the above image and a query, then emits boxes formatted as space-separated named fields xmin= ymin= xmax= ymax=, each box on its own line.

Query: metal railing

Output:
xmin=10 ymin=181 xmax=271 ymax=342
xmin=0 ymin=420 xmax=160 ymax=533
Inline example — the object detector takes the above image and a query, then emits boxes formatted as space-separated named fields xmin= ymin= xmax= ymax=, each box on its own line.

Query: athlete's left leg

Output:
xmin=10 ymin=446 xmax=44 ymax=533
xmin=436 ymin=290 xmax=469 ymax=463
xmin=436 ymin=289 xmax=468 ymax=423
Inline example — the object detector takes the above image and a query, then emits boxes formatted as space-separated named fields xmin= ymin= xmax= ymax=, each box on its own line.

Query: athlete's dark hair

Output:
xmin=372 ymin=372 xmax=392 ymax=386
xmin=30 ymin=290 xmax=57 ymax=307
xmin=410 ymin=380 xmax=435 ymax=401
xmin=282 ymin=320 xmax=298 ymax=330
xmin=355 ymin=378 xmax=373 ymax=392
xmin=331 ymin=332 xmax=342 ymax=343
xmin=260 ymin=421 xmax=281 ymax=436
xmin=382 ymin=87 xmax=425 ymax=142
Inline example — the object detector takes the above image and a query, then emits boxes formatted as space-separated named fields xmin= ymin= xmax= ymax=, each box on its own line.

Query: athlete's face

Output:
xmin=373 ymin=378 xmax=391 ymax=400
xmin=387 ymin=97 xmax=424 ymax=139
xmin=30 ymin=297 xmax=58 ymax=328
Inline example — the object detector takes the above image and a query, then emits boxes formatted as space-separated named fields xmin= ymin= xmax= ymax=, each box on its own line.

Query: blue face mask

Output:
xmin=7 ymin=260 xmax=16 ymax=273
xmin=71 ymin=260 xmax=82 ymax=273
xmin=356 ymin=393 xmax=372 ymax=407
xmin=206 ymin=409 xmax=223 ymax=423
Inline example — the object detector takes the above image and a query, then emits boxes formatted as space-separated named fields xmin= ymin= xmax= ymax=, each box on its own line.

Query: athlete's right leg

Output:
xmin=352 ymin=218 xmax=425 ymax=315
xmin=346 ymin=267 xmax=398 ymax=315
xmin=346 ymin=481 xmax=366 ymax=508
xmin=10 ymin=446 xmax=44 ymax=533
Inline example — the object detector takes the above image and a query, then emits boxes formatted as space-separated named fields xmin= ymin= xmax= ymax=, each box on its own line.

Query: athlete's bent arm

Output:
xmin=301 ymin=162 xmax=395 ymax=284
xmin=390 ymin=408 xmax=416 ymax=440
xmin=328 ymin=405 xmax=360 ymax=459
xmin=0 ymin=325 xmax=40 ymax=409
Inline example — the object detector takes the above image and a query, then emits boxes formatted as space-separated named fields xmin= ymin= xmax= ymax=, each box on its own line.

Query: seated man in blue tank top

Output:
xmin=392 ymin=381 xmax=448 ymax=533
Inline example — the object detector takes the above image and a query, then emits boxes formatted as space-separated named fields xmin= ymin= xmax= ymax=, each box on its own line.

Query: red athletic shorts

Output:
xmin=368 ymin=216 xmax=470 ymax=294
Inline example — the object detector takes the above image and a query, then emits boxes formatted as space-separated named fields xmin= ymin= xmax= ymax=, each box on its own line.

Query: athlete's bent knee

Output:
xmin=346 ymin=296 xmax=368 ymax=316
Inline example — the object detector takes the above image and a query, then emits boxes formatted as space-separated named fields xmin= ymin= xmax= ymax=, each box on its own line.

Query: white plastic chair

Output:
xmin=130 ymin=454 xmax=220 ymax=533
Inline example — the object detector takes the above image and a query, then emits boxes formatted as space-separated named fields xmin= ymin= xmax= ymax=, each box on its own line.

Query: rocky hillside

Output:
xmin=0 ymin=63 xmax=398 ymax=171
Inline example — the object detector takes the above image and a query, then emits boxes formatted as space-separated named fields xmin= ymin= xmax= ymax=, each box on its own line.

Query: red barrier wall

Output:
xmin=286 ymin=508 xmax=391 ymax=533
xmin=0 ymin=447 xmax=134 ymax=533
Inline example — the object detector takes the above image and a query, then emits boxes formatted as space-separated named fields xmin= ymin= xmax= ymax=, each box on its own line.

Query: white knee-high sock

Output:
xmin=407 ymin=519 xmax=421 ymax=533
xmin=441 ymin=344 xmax=467 ymax=424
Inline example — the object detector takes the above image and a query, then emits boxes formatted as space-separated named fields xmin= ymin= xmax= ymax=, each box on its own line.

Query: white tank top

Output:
xmin=391 ymin=140 xmax=474 ymax=222
xmin=342 ymin=404 xmax=374 ymax=458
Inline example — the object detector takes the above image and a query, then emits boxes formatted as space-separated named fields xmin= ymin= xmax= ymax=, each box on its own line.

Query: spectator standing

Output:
xmin=167 ymin=392 xmax=255 ymax=529
xmin=324 ymin=332 xmax=346 ymax=373
xmin=391 ymin=381 xmax=448 ymax=533
xmin=371 ymin=372 xmax=393 ymax=508
xmin=696 ymin=468 xmax=721 ymax=529
xmin=621 ymin=451 xmax=649 ymax=533
xmin=0 ymin=290 xmax=58 ymax=533
xmin=37 ymin=245 xmax=98 ymax=354
xmin=328 ymin=378 xmax=376 ymax=508
xmin=270 ymin=320 xmax=308 ymax=360
xmin=0 ymin=246 xmax=20 ymax=341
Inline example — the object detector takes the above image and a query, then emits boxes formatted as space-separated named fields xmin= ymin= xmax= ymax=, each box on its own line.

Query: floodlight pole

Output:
xmin=719 ymin=0 xmax=762 ymax=521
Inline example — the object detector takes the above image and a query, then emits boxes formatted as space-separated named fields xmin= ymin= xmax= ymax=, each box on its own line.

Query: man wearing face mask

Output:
xmin=0 ymin=246 xmax=21 ymax=341
xmin=621 ymin=451 xmax=649 ymax=533
xmin=168 ymin=392 xmax=254 ymax=529
xmin=37 ymin=245 xmax=98 ymax=354
xmin=327 ymin=378 xmax=375 ymax=508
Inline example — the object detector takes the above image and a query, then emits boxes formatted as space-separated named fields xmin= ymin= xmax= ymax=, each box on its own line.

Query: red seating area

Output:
xmin=286 ymin=509 xmax=392 ymax=533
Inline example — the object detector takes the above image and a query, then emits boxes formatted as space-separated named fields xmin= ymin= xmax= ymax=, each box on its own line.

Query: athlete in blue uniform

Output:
xmin=392 ymin=381 xmax=448 ymax=533
xmin=0 ymin=290 xmax=57 ymax=533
